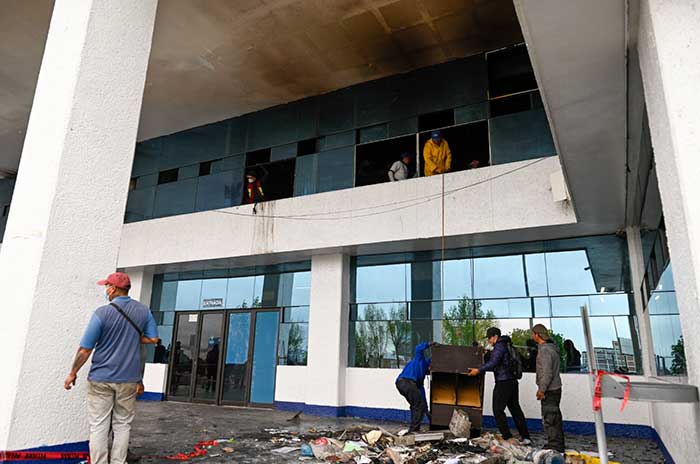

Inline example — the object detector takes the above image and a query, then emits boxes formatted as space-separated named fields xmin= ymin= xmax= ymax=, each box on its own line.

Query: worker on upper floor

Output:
xmin=423 ymin=130 xmax=452 ymax=176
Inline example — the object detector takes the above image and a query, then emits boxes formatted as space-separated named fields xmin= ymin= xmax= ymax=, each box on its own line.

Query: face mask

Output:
xmin=104 ymin=288 xmax=111 ymax=302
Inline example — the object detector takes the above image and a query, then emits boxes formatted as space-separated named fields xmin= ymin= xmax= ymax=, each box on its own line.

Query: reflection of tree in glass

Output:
xmin=238 ymin=296 xmax=262 ymax=309
xmin=442 ymin=298 xmax=497 ymax=345
xmin=387 ymin=305 xmax=410 ymax=368
xmin=353 ymin=304 xmax=389 ymax=368
xmin=283 ymin=323 xmax=307 ymax=365
xmin=671 ymin=336 xmax=686 ymax=375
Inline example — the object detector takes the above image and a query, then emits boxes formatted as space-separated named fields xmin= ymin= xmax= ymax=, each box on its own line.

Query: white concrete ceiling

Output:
xmin=514 ymin=0 xmax=628 ymax=230
xmin=0 ymin=0 xmax=523 ymax=174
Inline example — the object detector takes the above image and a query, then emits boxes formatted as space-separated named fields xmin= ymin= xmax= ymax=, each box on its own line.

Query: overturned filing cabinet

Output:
xmin=430 ymin=344 xmax=485 ymax=431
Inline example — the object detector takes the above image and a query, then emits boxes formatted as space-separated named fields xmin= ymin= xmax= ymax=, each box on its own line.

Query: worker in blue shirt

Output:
xmin=396 ymin=341 xmax=434 ymax=432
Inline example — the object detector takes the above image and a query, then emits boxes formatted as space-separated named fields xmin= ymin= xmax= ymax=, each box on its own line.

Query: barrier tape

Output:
xmin=593 ymin=369 xmax=631 ymax=412
xmin=1 ymin=439 xmax=224 ymax=462
xmin=0 ymin=451 xmax=89 ymax=462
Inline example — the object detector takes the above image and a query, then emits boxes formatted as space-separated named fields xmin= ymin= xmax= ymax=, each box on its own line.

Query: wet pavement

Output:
xmin=128 ymin=401 xmax=667 ymax=463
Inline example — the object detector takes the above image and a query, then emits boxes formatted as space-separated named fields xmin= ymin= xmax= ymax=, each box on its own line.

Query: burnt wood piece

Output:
xmin=430 ymin=345 xmax=485 ymax=430
xmin=430 ymin=344 xmax=484 ymax=373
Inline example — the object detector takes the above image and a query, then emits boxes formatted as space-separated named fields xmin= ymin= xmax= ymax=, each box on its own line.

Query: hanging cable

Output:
xmin=212 ymin=158 xmax=546 ymax=222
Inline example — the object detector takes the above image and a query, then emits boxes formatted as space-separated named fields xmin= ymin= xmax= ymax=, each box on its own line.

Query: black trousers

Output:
xmin=541 ymin=388 xmax=565 ymax=452
xmin=396 ymin=378 xmax=428 ymax=432
xmin=492 ymin=379 xmax=530 ymax=440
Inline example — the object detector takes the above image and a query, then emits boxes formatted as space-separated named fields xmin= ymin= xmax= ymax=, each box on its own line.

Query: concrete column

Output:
xmin=0 ymin=0 xmax=157 ymax=451
xmin=129 ymin=268 xmax=155 ymax=306
xmin=638 ymin=0 xmax=700 ymax=386
xmin=625 ymin=226 xmax=657 ymax=376
xmin=305 ymin=253 xmax=350 ymax=410
xmin=638 ymin=1 xmax=700 ymax=461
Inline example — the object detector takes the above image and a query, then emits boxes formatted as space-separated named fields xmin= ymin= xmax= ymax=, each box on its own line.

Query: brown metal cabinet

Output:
xmin=429 ymin=344 xmax=485 ymax=431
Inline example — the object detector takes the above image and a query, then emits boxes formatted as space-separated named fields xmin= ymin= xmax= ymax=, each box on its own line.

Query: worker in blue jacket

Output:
xmin=396 ymin=341 xmax=434 ymax=432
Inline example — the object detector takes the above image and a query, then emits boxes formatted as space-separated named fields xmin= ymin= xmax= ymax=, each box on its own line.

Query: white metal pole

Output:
xmin=581 ymin=305 xmax=608 ymax=464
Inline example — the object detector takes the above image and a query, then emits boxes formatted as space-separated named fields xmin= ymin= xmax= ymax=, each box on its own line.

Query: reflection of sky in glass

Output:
xmin=525 ymin=253 xmax=548 ymax=296
xmin=546 ymin=251 xmax=596 ymax=295
xmin=356 ymin=264 xmax=406 ymax=303
xmin=200 ymin=278 xmax=228 ymax=309
xmin=650 ymin=314 xmax=682 ymax=358
xmin=290 ymin=271 xmax=311 ymax=306
xmin=161 ymin=281 xmax=178 ymax=310
xmin=175 ymin=280 xmax=202 ymax=310
xmin=226 ymin=276 xmax=257 ymax=308
xmin=443 ymin=259 xmax=471 ymax=299
xmin=225 ymin=313 xmax=251 ymax=364
xmin=656 ymin=263 xmax=675 ymax=291
xmin=474 ymin=255 xmax=526 ymax=298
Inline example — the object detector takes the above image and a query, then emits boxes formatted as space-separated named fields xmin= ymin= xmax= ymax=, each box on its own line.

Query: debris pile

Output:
xmin=261 ymin=425 xmax=619 ymax=464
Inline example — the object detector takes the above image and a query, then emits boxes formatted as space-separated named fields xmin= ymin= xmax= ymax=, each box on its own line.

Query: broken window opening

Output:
xmin=418 ymin=121 xmax=489 ymax=176
xmin=245 ymin=148 xmax=271 ymax=167
xmin=355 ymin=135 xmax=417 ymax=187
xmin=157 ymin=168 xmax=179 ymax=185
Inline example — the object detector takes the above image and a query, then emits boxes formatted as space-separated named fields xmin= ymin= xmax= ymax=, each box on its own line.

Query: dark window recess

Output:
xmin=246 ymin=148 xmax=271 ymax=167
xmin=2 ymin=204 xmax=9 ymax=217
xmin=355 ymin=135 xmax=416 ymax=187
xmin=419 ymin=121 xmax=489 ymax=176
xmin=487 ymin=44 xmax=537 ymax=98
xmin=418 ymin=109 xmax=455 ymax=132
xmin=199 ymin=160 xmax=212 ymax=176
xmin=489 ymin=92 xmax=533 ymax=117
xmin=128 ymin=178 xmax=137 ymax=191
xmin=243 ymin=159 xmax=295 ymax=202
xmin=157 ymin=168 xmax=179 ymax=185
xmin=297 ymin=138 xmax=319 ymax=156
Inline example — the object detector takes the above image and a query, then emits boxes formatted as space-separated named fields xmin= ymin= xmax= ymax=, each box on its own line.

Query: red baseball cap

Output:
xmin=98 ymin=272 xmax=131 ymax=289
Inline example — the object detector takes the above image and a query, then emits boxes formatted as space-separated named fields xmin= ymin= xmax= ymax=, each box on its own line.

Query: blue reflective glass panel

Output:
xmin=489 ymin=108 xmax=556 ymax=165
xmin=153 ymin=179 xmax=197 ymax=217
xmin=175 ymin=280 xmax=202 ymax=311
xmin=278 ymin=322 xmax=308 ymax=365
xmin=355 ymin=264 xmax=407 ymax=303
xmin=200 ymin=279 xmax=228 ymax=310
xmin=545 ymin=251 xmax=597 ymax=295
xmin=250 ymin=311 xmax=280 ymax=404
xmin=442 ymin=259 xmax=472 ymax=300
xmin=473 ymin=255 xmax=527 ymax=298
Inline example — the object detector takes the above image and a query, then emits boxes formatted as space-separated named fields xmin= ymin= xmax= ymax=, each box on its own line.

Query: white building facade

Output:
xmin=1 ymin=1 xmax=699 ymax=463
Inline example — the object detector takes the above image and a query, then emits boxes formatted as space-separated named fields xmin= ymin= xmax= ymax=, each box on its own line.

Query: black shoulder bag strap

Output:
xmin=110 ymin=302 xmax=144 ymax=336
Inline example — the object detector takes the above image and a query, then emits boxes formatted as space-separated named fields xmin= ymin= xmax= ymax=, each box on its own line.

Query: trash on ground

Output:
xmin=449 ymin=408 xmax=473 ymax=438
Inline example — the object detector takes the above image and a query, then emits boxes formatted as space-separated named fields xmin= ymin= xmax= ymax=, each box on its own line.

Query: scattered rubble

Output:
xmin=155 ymin=420 xmax=619 ymax=463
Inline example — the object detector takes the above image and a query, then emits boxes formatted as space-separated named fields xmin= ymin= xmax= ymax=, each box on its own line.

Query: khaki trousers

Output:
xmin=87 ymin=381 xmax=138 ymax=464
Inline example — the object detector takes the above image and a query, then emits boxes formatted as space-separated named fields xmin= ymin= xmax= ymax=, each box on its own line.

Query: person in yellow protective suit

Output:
xmin=422 ymin=130 xmax=451 ymax=176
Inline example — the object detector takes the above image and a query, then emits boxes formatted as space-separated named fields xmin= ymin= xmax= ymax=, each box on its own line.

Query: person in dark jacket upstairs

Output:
xmin=468 ymin=327 xmax=531 ymax=444
xmin=396 ymin=342 xmax=433 ymax=432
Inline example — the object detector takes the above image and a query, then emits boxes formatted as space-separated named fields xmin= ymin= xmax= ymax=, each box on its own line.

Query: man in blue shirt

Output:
xmin=396 ymin=342 xmax=433 ymax=432
xmin=64 ymin=272 xmax=159 ymax=464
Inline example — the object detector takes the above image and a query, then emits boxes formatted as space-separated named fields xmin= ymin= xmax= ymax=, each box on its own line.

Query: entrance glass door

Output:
xmin=168 ymin=309 xmax=280 ymax=406
xmin=192 ymin=312 xmax=224 ymax=402
xmin=221 ymin=312 xmax=252 ymax=404
xmin=250 ymin=311 xmax=280 ymax=405
xmin=169 ymin=313 xmax=198 ymax=400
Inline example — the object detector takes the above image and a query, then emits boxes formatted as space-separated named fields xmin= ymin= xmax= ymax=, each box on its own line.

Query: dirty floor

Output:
xmin=128 ymin=401 xmax=667 ymax=463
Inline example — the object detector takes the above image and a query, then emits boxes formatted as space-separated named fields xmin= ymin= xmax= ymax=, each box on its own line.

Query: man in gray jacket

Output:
xmin=532 ymin=323 xmax=565 ymax=452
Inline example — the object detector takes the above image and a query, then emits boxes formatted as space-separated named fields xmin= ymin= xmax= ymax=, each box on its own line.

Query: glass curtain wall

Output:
xmin=641 ymin=226 xmax=686 ymax=376
xmin=149 ymin=263 xmax=311 ymax=366
xmin=349 ymin=235 xmax=641 ymax=374
xmin=126 ymin=45 xmax=556 ymax=223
